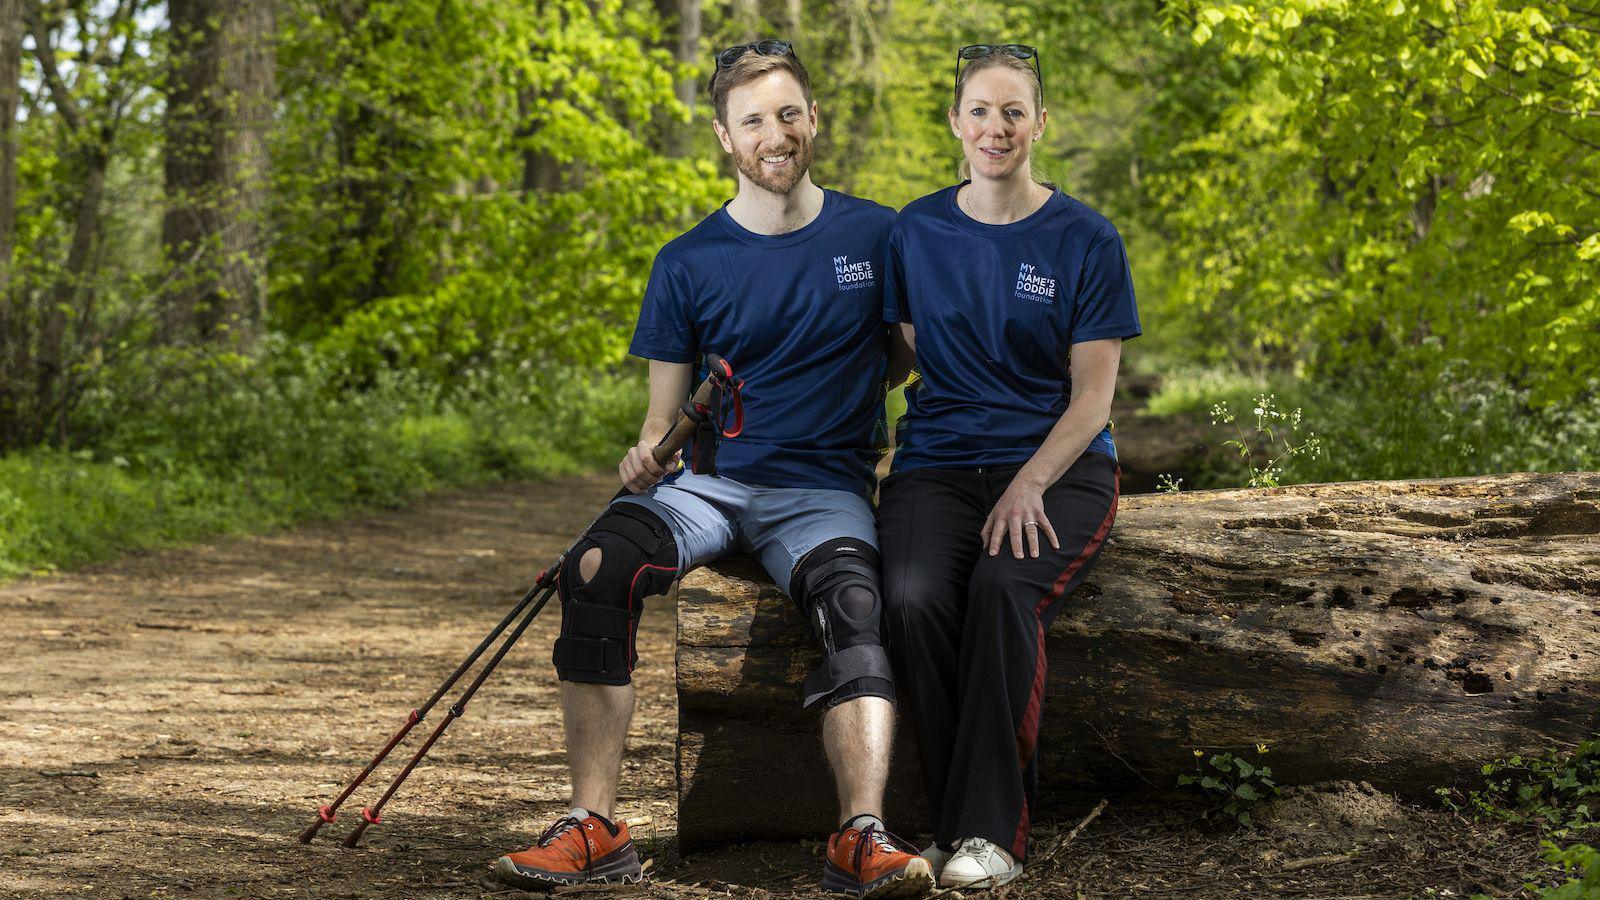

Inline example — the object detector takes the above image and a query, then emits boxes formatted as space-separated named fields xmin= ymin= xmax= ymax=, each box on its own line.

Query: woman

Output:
xmin=878 ymin=44 xmax=1141 ymax=889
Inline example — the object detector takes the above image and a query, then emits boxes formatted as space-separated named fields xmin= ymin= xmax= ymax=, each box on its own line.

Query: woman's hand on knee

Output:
xmin=981 ymin=480 xmax=1059 ymax=559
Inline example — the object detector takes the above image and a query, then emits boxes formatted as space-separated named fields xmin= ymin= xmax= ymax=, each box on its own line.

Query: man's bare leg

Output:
xmin=822 ymin=694 xmax=895 ymax=823
xmin=561 ymin=546 xmax=633 ymax=818
xmin=561 ymin=681 xmax=633 ymax=817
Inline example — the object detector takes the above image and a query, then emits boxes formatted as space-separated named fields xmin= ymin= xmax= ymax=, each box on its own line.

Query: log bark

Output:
xmin=676 ymin=472 xmax=1600 ymax=849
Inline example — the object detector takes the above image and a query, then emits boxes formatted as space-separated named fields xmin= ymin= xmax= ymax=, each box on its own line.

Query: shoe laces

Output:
xmin=851 ymin=823 xmax=916 ymax=871
xmin=952 ymin=837 xmax=1005 ymax=864
xmin=535 ymin=815 xmax=595 ymax=870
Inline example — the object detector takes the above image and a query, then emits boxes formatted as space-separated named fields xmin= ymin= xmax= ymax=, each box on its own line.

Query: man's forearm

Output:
xmin=639 ymin=414 xmax=675 ymax=446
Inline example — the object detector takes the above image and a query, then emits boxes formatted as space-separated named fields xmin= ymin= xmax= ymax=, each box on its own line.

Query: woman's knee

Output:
xmin=882 ymin=566 xmax=961 ymax=637
xmin=965 ymin=557 xmax=1025 ymax=606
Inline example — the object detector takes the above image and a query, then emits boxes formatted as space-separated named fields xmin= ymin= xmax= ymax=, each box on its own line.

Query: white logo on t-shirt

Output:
xmin=834 ymin=255 xmax=876 ymax=291
xmin=1014 ymin=262 xmax=1057 ymax=304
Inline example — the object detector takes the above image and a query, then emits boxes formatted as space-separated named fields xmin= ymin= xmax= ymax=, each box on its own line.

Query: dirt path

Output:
xmin=0 ymin=474 xmax=674 ymax=897
xmin=0 ymin=473 xmax=1560 ymax=898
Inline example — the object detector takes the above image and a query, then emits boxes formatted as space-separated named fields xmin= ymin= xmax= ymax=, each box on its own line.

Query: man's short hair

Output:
xmin=709 ymin=44 xmax=814 ymax=125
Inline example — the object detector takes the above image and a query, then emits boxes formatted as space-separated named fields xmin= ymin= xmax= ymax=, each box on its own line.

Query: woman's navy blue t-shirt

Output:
xmin=885 ymin=184 xmax=1141 ymax=473
xmin=629 ymin=190 xmax=896 ymax=497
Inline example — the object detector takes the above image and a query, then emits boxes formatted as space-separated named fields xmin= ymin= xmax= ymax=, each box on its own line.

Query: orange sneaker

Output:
xmin=493 ymin=811 xmax=643 ymax=888
xmin=823 ymin=820 xmax=934 ymax=898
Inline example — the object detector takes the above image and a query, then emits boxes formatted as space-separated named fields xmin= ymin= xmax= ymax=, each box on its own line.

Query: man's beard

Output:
xmin=733 ymin=138 xmax=814 ymax=194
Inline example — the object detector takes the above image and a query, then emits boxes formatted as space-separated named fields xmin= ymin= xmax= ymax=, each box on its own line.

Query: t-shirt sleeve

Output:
xmin=882 ymin=225 xmax=911 ymax=325
xmin=628 ymin=251 xmax=697 ymax=363
xmin=1071 ymin=225 xmax=1142 ymax=344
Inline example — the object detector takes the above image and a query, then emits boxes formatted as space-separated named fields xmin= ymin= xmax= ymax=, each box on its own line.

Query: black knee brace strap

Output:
xmin=790 ymin=539 xmax=895 ymax=709
xmin=552 ymin=503 xmax=679 ymax=682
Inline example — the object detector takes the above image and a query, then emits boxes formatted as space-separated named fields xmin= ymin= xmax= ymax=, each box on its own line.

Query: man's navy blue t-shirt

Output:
xmin=885 ymin=185 xmax=1142 ymax=473
xmin=629 ymin=190 xmax=896 ymax=497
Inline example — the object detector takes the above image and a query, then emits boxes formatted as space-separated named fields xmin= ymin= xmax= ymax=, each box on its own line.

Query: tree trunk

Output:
xmin=163 ymin=0 xmax=275 ymax=345
xmin=0 ymin=0 xmax=21 ymax=447
xmin=676 ymin=472 xmax=1600 ymax=849
xmin=732 ymin=0 xmax=758 ymax=41
xmin=653 ymin=0 xmax=700 ymax=155
xmin=517 ymin=86 xmax=562 ymax=195
xmin=0 ymin=0 xmax=18 ymax=298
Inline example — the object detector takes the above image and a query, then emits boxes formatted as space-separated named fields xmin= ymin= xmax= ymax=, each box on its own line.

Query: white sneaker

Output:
xmin=920 ymin=844 xmax=951 ymax=880
xmin=938 ymin=837 xmax=1022 ymax=889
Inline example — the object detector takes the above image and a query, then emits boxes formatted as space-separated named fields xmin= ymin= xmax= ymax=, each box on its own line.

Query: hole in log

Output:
xmin=1388 ymin=587 xmax=1444 ymax=609
xmin=1562 ymin=686 xmax=1571 ymax=693
xmin=1361 ymin=586 xmax=1375 ymax=596
xmin=1537 ymin=691 xmax=1547 ymax=701
xmin=1452 ymin=588 xmax=1469 ymax=603
xmin=1377 ymin=664 xmax=1389 ymax=674
xmin=1328 ymin=587 xmax=1355 ymax=609
xmin=1490 ymin=597 xmax=1504 ymax=605
xmin=1291 ymin=630 xmax=1323 ymax=648
xmin=1354 ymin=654 xmax=1367 ymax=668
xmin=1456 ymin=671 xmax=1495 ymax=694
xmin=1353 ymin=629 xmax=1363 ymax=637
xmin=1503 ymin=671 xmax=1513 ymax=680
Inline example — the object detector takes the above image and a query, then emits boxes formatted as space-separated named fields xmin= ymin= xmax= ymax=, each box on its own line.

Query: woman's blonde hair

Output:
xmin=951 ymin=52 xmax=1046 ymax=183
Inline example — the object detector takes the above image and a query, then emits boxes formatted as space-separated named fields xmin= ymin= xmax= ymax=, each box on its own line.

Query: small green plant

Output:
xmin=1156 ymin=473 xmax=1183 ymax=493
xmin=1538 ymin=841 xmax=1600 ymax=899
xmin=1209 ymin=394 xmax=1323 ymax=488
xmin=1436 ymin=738 xmax=1600 ymax=837
xmin=1178 ymin=745 xmax=1278 ymax=826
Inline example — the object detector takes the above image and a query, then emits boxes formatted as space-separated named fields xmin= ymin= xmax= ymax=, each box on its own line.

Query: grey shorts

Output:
xmin=615 ymin=471 xmax=877 ymax=596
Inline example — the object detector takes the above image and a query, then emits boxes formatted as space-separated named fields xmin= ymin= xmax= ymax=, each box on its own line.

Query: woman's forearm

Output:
xmin=1011 ymin=388 xmax=1115 ymax=491
xmin=1012 ymin=338 xmax=1123 ymax=491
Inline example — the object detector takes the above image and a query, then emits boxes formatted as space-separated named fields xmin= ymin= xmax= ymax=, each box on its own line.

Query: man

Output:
xmin=493 ymin=40 xmax=932 ymax=899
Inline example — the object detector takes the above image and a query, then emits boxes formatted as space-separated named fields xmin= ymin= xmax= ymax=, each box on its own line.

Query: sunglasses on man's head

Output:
xmin=954 ymin=43 xmax=1043 ymax=102
xmin=708 ymin=39 xmax=795 ymax=91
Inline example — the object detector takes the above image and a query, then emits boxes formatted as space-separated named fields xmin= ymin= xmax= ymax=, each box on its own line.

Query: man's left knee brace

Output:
xmin=790 ymin=539 xmax=895 ymax=709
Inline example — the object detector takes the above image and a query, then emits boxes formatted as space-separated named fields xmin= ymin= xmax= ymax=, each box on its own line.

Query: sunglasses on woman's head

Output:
xmin=709 ymin=40 xmax=795 ymax=90
xmin=954 ymin=43 xmax=1043 ymax=101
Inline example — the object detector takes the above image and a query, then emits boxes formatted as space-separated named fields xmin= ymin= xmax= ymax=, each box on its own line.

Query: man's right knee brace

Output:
xmin=551 ymin=503 xmax=679 ymax=685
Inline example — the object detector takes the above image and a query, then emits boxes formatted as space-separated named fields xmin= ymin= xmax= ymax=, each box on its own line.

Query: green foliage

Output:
xmin=270 ymin=0 xmax=729 ymax=375
xmin=1039 ymin=0 xmax=1600 ymax=406
xmin=1436 ymin=738 xmax=1600 ymax=838
xmin=0 ymin=341 xmax=645 ymax=580
xmin=1178 ymin=747 xmax=1279 ymax=826
xmin=1144 ymin=363 xmax=1600 ymax=488
xmin=1443 ymin=738 xmax=1600 ymax=900
xmin=1536 ymin=841 xmax=1600 ymax=900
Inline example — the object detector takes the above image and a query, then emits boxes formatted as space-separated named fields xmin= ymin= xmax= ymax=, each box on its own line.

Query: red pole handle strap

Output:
xmin=720 ymin=378 xmax=745 ymax=438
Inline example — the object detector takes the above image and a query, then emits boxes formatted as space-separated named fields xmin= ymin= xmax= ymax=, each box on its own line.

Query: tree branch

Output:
xmin=23 ymin=1 xmax=81 ymax=132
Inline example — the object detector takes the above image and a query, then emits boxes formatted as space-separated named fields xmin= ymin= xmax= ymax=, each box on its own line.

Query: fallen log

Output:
xmin=675 ymin=472 xmax=1600 ymax=849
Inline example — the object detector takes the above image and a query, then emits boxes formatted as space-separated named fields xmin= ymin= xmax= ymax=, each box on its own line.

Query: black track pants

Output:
xmin=878 ymin=451 xmax=1119 ymax=861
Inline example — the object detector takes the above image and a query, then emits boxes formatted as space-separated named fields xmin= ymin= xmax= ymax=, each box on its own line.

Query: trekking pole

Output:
xmin=298 ymin=354 xmax=736 ymax=847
